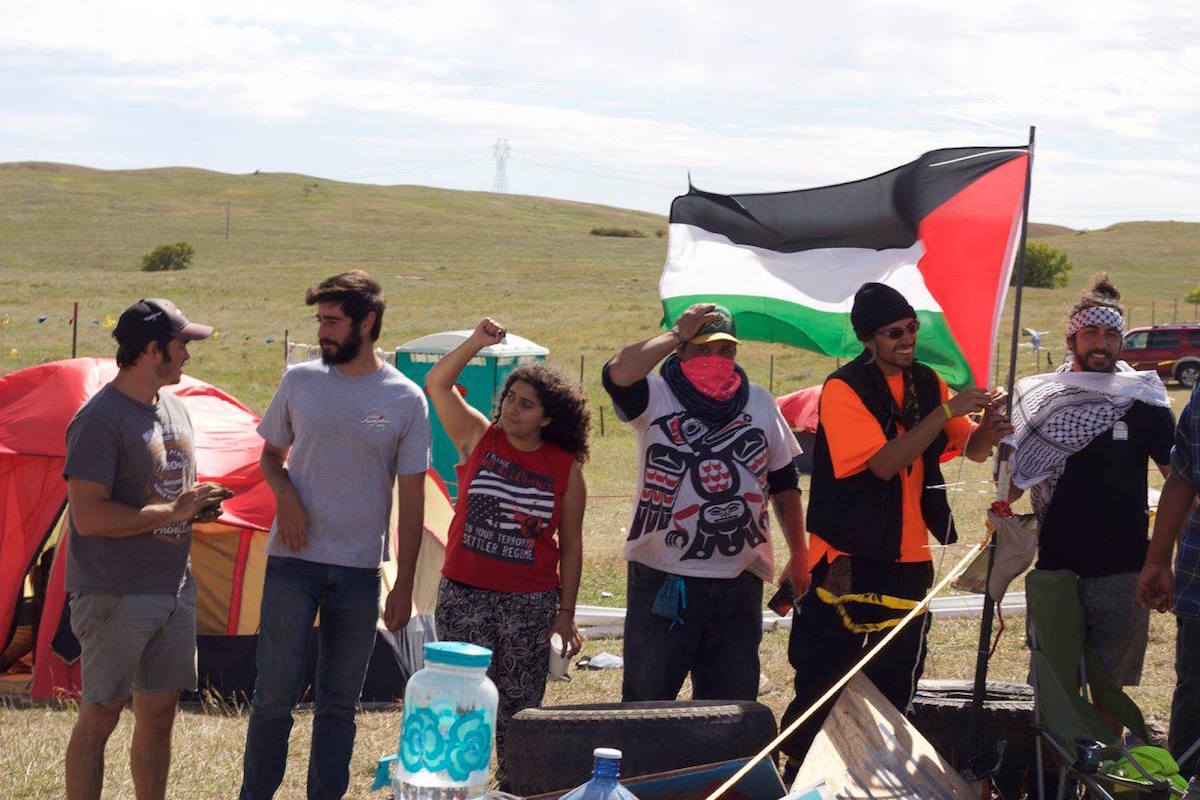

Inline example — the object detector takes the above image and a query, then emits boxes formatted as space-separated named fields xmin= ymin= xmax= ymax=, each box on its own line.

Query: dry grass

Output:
xmin=2 ymin=163 xmax=1199 ymax=797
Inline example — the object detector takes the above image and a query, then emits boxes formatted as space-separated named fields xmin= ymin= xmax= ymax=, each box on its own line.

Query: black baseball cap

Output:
xmin=113 ymin=298 xmax=212 ymax=349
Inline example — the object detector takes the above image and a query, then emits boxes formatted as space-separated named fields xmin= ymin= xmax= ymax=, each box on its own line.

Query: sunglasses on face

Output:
xmin=878 ymin=321 xmax=920 ymax=340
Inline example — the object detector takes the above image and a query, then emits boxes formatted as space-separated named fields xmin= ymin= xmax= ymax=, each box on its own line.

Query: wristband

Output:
xmin=556 ymin=606 xmax=575 ymax=614
xmin=941 ymin=402 xmax=954 ymax=420
xmin=668 ymin=326 xmax=686 ymax=345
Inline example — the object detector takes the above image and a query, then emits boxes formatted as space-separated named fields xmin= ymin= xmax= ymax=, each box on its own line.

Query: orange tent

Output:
xmin=0 ymin=358 xmax=451 ymax=702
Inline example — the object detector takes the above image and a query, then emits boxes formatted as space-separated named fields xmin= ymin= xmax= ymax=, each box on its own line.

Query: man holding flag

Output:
xmin=778 ymin=283 xmax=1011 ymax=777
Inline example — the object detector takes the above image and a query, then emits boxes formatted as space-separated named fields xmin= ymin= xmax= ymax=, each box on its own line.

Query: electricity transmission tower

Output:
xmin=492 ymin=138 xmax=511 ymax=193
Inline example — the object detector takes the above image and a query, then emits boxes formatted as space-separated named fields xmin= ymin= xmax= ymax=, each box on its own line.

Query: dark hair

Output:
xmin=1069 ymin=273 xmax=1124 ymax=321
xmin=114 ymin=331 xmax=173 ymax=369
xmin=305 ymin=270 xmax=385 ymax=341
xmin=494 ymin=364 xmax=592 ymax=462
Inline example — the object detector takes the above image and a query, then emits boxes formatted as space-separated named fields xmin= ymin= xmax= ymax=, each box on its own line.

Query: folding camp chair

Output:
xmin=1026 ymin=569 xmax=1188 ymax=799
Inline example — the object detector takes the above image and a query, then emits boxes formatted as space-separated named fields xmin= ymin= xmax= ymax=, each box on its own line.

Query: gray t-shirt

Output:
xmin=257 ymin=360 xmax=431 ymax=568
xmin=63 ymin=384 xmax=196 ymax=594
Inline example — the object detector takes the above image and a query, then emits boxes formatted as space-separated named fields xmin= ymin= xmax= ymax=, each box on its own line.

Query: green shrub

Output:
xmin=1013 ymin=241 xmax=1071 ymax=288
xmin=1185 ymin=284 xmax=1200 ymax=306
xmin=590 ymin=227 xmax=645 ymax=238
xmin=141 ymin=241 xmax=194 ymax=272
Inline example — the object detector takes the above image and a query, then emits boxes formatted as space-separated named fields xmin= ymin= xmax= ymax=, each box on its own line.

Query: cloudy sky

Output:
xmin=3 ymin=1 xmax=1196 ymax=226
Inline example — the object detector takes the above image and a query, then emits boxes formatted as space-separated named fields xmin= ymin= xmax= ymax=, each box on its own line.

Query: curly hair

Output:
xmin=494 ymin=364 xmax=592 ymax=462
xmin=1069 ymin=273 xmax=1124 ymax=320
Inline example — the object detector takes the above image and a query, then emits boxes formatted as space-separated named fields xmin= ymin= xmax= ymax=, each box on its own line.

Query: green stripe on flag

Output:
xmin=661 ymin=294 xmax=973 ymax=388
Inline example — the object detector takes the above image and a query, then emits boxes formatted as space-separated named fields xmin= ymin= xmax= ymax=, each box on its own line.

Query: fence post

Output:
xmin=600 ymin=406 xmax=605 ymax=437
xmin=579 ymin=354 xmax=585 ymax=385
xmin=71 ymin=301 xmax=78 ymax=358
xmin=1152 ymin=301 xmax=1156 ymax=326
xmin=1174 ymin=299 xmax=1178 ymax=322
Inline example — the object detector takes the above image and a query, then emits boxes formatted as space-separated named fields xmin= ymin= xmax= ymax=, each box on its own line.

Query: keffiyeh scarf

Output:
xmin=1066 ymin=304 xmax=1125 ymax=337
xmin=1008 ymin=361 xmax=1169 ymax=520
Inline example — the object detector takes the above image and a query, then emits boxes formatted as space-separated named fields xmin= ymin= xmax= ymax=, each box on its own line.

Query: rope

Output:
xmin=703 ymin=529 xmax=990 ymax=800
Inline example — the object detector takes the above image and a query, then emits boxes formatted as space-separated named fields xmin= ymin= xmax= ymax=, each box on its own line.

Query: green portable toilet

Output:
xmin=395 ymin=330 xmax=549 ymax=499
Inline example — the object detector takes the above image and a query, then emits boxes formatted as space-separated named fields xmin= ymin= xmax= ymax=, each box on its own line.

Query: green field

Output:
xmin=2 ymin=162 xmax=1198 ymax=798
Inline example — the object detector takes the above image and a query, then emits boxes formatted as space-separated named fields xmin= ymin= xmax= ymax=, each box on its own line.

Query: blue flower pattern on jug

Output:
xmin=400 ymin=704 xmax=492 ymax=780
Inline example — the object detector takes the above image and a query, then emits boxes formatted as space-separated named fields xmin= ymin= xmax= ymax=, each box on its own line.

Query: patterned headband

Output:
xmin=1066 ymin=304 xmax=1125 ymax=337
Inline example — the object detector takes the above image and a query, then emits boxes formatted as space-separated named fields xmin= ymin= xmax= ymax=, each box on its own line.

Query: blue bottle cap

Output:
xmin=424 ymin=641 xmax=492 ymax=668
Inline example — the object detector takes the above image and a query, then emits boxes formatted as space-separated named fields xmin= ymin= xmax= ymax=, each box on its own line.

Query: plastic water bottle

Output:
xmin=394 ymin=642 xmax=499 ymax=800
xmin=558 ymin=748 xmax=640 ymax=800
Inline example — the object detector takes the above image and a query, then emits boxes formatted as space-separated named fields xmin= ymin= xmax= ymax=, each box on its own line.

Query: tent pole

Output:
xmin=966 ymin=125 xmax=1037 ymax=765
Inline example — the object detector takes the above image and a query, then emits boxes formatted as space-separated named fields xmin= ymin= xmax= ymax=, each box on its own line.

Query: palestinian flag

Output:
xmin=661 ymin=146 xmax=1031 ymax=388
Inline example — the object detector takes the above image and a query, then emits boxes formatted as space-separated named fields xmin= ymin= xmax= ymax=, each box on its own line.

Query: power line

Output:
xmin=511 ymin=154 xmax=681 ymax=190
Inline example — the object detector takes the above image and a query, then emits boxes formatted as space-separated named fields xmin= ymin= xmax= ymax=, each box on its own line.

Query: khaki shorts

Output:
xmin=69 ymin=580 xmax=198 ymax=703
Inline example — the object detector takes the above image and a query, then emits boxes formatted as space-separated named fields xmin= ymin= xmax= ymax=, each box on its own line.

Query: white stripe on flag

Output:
xmin=661 ymin=223 xmax=942 ymax=314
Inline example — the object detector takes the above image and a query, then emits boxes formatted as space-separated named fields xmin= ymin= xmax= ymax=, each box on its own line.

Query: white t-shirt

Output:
xmin=618 ymin=373 xmax=801 ymax=581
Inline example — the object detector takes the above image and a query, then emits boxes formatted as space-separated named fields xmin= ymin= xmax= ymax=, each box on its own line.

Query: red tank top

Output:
xmin=442 ymin=425 xmax=575 ymax=592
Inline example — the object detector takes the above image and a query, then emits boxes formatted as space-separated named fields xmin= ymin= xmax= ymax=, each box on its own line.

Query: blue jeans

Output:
xmin=621 ymin=561 xmax=763 ymax=702
xmin=240 ymin=556 xmax=380 ymax=800
xmin=1172 ymin=615 xmax=1200 ymax=776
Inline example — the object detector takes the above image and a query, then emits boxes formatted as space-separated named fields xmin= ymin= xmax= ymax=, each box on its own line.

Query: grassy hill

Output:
xmin=4 ymin=162 xmax=1198 ymax=409
xmin=0 ymin=162 xmax=673 ymax=408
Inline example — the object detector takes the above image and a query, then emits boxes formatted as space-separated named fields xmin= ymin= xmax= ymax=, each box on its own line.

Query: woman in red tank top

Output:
xmin=425 ymin=317 xmax=591 ymax=786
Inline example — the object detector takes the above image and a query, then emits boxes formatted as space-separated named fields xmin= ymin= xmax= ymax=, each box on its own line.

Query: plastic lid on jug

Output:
xmin=592 ymin=747 xmax=622 ymax=779
xmin=423 ymin=641 xmax=493 ymax=668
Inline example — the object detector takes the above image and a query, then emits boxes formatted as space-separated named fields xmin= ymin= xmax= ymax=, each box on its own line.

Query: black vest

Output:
xmin=806 ymin=352 xmax=957 ymax=562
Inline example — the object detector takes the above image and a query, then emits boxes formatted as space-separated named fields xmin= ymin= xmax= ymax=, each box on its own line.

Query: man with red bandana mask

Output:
xmin=603 ymin=303 xmax=807 ymax=702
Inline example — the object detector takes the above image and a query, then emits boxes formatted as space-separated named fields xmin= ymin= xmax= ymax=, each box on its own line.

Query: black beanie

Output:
xmin=851 ymin=282 xmax=916 ymax=340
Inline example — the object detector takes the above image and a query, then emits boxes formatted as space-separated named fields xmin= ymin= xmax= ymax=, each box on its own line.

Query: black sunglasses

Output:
xmin=878 ymin=320 xmax=920 ymax=340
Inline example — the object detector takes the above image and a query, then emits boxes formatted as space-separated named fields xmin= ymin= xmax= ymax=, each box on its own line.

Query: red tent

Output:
xmin=776 ymin=386 xmax=822 ymax=473
xmin=776 ymin=385 xmax=822 ymax=434
xmin=0 ymin=358 xmax=449 ymax=701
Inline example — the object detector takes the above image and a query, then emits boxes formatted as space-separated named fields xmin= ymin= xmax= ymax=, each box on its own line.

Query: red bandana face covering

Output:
xmin=680 ymin=355 xmax=742 ymax=401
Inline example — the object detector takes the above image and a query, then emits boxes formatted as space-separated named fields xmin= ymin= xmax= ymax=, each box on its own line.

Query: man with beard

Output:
xmin=1010 ymin=274 xmax=1174 ymax=734
xmin=603 ymin=303 xmax=808 ymax=702
xmin=777 ymin=283 xmax=1010 ymax=779
xmin=64 ymin=298 xmax=228 ymax=800
xmin=240 ymin=271 xmax=430 ymax=800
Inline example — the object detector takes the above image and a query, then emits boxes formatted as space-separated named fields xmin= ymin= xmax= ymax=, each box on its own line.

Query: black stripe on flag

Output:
xmin=670 ymin=146 xmax=1028 ymax=254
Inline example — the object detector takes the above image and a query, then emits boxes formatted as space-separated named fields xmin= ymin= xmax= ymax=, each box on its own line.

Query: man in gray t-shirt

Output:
xmin=63 ymin=298 xmax=227 ymax=800
xmin=240 ymin=271 xmax=431 ymax=800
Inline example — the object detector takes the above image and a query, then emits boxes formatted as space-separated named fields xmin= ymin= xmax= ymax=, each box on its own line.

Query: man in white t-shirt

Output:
xmin=603 ymin=303 xmax=808 ymax=701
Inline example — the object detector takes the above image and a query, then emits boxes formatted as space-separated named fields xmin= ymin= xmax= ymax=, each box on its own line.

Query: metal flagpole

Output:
xmin=966 ymin=125 xmax=1036 ymax=766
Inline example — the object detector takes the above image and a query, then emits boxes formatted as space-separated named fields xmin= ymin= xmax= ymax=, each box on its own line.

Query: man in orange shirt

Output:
xmin=778 ymin=282 xmax=1011 ymax=778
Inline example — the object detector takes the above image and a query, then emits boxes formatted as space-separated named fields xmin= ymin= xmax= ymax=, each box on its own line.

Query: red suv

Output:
xmin=1122 ymin=324 xmax=1200 ymax=388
